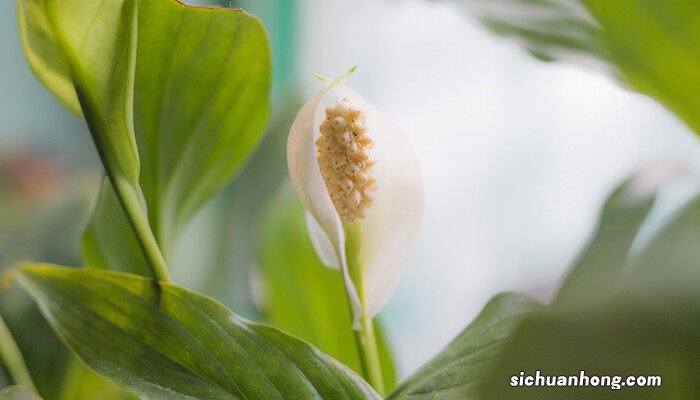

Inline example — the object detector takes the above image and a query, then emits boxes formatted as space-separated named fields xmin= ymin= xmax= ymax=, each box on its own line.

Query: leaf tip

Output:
xmin=1 ymin=263 xmax=33 ymax=291
xmin=3 ymin=263 xmax=60 ymax=291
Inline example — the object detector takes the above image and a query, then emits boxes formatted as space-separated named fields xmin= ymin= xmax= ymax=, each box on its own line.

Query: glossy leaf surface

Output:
xmin=15 ymin=265 xmax=380 ymax=400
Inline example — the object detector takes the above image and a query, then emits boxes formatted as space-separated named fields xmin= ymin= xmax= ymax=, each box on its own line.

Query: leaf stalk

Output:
xmin=345 ymin=223 xmax=385 ymax=394
xmin=0 ymin=314 xmax=36 ymax=391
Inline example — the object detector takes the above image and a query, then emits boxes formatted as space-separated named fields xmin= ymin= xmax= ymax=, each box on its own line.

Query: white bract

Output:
xmin=287 ymin=70 xmax=424 ymax=326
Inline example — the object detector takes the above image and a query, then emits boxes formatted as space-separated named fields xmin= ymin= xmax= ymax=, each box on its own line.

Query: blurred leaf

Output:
xmin=387 ymin=293 xmax=541 ymax=400
xmin=0 ymin=369 xmax=9 ymax=390
xmin=554 ymin=176 xmax=656 ymax=306
xmin=0 ymin=192 xmax=89 ymax=400
xmin=459 ymin=0 xmax=608 ymax=67
xmin=479 ymin=172 xmax=700 ymax=399
xmin=454 ymin=0 xmax=700 ymax=134
xmin=583 ymin=0 xmax=700 ymax=134
xmin=258 ymin=187 xmax=397 ymax=390
xmin=196 ymin=102 xmax=301 ymax=314
xmin=0 ymin=386 xmax=42 ymax=400
xmin=57 ymin=357 xmax=137 ymax=400
xmin=480 ymin=297 xmax=699 ymax=399
xmin=15 ymin=265 xmax=381 ymax=399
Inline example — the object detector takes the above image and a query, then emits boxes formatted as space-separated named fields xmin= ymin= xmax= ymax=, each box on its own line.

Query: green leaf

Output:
xmin=0 ymin=386 xmax=42 ymax=400
xmin=0 ymin=190 xmax=90 ymax=400
xmin=387 ymin=293 xmax=541 ymax=400
xmin=133 ymin=0 xmax=271 ymax=247
xmin=17 ymin=0 xmax=80 ymax=115
xmin=454 ymin=0 xmax=700 ymax=134
xmin=462 ymin=0 xmax=608 ymax=67
xmin=480 ymin=296 xmax=700 ymax=399
xmin=258 ymin=186 xmax=397 ymax=391
xmin=15 ymin=264 xmax=381 ymax=400
xmin=20 ymin=0 xmax=272 ymax=273
xmin=553 ymin=176 xmax=656 ymax=306
xmin=478 ymin=173 xmax=700 ymax=399
xmin=18 ymin=0 xmax=140 ymax=186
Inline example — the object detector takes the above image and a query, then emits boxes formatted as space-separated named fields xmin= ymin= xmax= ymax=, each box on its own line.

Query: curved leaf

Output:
xmin=134 ymin=0 xmax=271 ymax=247
xmin=479 ymin=171 xmax=700 ymax=399
xmin=20 ymin=0 xmax=272 ymax=272
xmin=259 ymin=186 xmax=397 ymax=390
xmin=456 ymin=0 xmax=608 ymax=69
xmin=0 ymin=386 xmax=42 ymax=400
xmin=17 ymin=0 xmax=80 ymax=115
xmin=15 ymin=264 xmax=380 ymax=400
xmin=452 ymin=0 xmax=700 ymax=134
xmin=388 ymin=293 xmax=541 ymax=400
xmin=554 ymin=174 xmax=656 ymax=306
xmin=18 ymin=0 xmax=140 ymax=186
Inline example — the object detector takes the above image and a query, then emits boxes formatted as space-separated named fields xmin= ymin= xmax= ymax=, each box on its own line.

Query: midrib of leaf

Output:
xmin=32 ymin=276 xmax=245 ymax=399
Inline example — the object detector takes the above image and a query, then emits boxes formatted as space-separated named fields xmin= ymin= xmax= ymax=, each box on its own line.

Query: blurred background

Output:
xmin=3 ymin=0 xmax=700 ymax=382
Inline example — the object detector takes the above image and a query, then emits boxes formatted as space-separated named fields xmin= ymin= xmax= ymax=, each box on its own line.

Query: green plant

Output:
xmin=2 ymin=0 xmax=700 ymax=399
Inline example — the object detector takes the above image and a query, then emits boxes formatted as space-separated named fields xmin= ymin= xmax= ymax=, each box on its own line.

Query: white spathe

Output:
xmin=287 ymin=72 xmax=424 ymax=326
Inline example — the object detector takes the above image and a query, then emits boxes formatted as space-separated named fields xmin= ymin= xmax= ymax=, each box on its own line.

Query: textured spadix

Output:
xmin=287 ymin=72 xmax=424 ymax=325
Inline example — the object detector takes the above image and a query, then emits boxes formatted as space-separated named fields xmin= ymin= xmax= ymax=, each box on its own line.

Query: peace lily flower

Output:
xmin=287 ymin=68 xmax=424 ymax=329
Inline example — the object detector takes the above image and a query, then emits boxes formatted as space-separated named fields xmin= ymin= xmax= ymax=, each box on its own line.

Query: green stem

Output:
xmin=0 ymin=314 xmax=36 ymax=390
xmin=353 ymin=315 xmax=385 ymax=395
xmin=111 ymin=177 xmax=171 ymax=282
xmin=344 ymin=223 xmax=385 ymax=395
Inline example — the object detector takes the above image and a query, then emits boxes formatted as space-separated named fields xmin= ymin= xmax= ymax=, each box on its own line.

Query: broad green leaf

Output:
xmin=83 ymin=0 xmax=272 ymax=273
xmin=258 ymin=187 xmax=397 ymax=390
xmin=133 ymin=0 xmax=271 ymax=248
xmin=0 ymin=386 xmax=42 ymax=400
xmin=584 ymin=0 xmax=700 ymax=134
xmin=15 ymin=265 xmax=381 ymax=400
xmin=20 ymin=0 xmax=272 ymax=273
xmin=387 ymin=293 xmax=541 ymax=400
xmin=480 ymin=295 xmax=699 ymax=399
xmin=479 ymin=173 xmax=700 ymax=399
xmin=18 ymin=0 xmax=140 ymax=186
xmin=453 ymin=0 xmax=700 ymax=134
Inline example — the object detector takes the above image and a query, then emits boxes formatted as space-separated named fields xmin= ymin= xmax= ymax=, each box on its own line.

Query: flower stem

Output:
xmin=110 ymin=177 xmax=171 ymax=282
xmin=0 ymin=314 xmax=36 ymax=390
xmin=344 ymin=223 xmax=385 ymax=395
xmin=353 ymin=314 xmax=385 ymax=395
